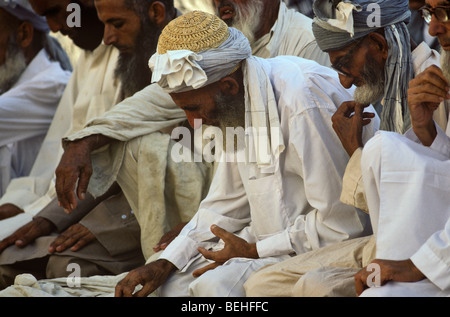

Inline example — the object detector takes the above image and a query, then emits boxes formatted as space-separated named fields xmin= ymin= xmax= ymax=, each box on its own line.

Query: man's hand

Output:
xmin=0 ymin=204 xmax=24 ymax=221
xmin=48 ymin=223 xmax=96 ymax=253
xmin=332 ymin=101 xmax=375 ymax=157
xmin=354 ymin=259 xmax=426 ymax=296
xmin=0 ymin=217 xmax=55 ymax=253
xmin=115 ymin=259 xmax=177 ymax=297
xmin=193 ymin=225 xmax=259 ymax=278
xmin=408 ymin=65 xmax=449 ymax=146
xmin=55 ymin=135 xmax=112 ymax=214
xmin=153 ymin=222 xmax=187 ymax=253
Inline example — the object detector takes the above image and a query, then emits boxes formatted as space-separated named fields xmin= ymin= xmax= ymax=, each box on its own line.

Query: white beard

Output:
xmin=353 ymin=83 xmax=385 ymax=105
xmin=0 ymin=38 xmax=27 ymax=94
xmin=230 ymin=0 xmax=264 ymax=45
xmin=440 ymin=49 xmax=450 ymax=83
xmin=353 ymin=58 xmax=385 ymax=105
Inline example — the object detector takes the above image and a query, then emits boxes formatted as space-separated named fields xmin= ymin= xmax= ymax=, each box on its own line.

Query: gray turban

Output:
xmin=312 ymin=0 xmax=411 ymax=52
xmin=0 ymin=0 xmax=49 ymax=32
xmin=313 ymin=0 xmax=414 ymax=133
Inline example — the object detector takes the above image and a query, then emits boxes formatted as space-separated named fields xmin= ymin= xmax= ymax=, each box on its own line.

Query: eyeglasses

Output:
xmin=420 ymin=5 xmax=450 ymax=24
xmin=331 ymin=38 xmax=365 ymax=79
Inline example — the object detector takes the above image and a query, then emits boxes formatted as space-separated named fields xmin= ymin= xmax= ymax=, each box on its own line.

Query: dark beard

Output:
xmin=114 ymin=19 xmax=160 ymax=98
xmin=214 ymin=92 xmax=246 ymax=151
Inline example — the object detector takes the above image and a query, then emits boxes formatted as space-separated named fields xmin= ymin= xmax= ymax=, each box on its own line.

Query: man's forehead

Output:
xmin=426 ymin=0 xmax=450 ymax=7
xmin=95 ymin=0 xmax=134 ymax=19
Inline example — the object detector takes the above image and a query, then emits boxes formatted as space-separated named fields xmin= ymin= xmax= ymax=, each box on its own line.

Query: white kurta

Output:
xmin=0 ymin=49 xmax=71 ymax=195
xmin=157 ymin=56 xmax=378 ymax=296
xmin=0 ymin=44 xmax=121 ymax=241
xmin=360 ymin=123 xmax=450 ymax=297
xmin=340 ymin=42 xmax=450 ymax=212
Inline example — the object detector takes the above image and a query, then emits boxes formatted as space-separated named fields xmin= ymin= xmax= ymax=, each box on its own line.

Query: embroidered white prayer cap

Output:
xmin=149 ymin=10 xmax=252 ymax=93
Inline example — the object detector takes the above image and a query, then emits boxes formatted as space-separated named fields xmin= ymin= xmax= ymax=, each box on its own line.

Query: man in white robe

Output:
xmin=0 ymin=0 xmax=149 ymax=288
xmin=244 ymin=0 xmax=449 ymax=297
xmin=0 ymin=1 xmax=71 ymax=196
xmin=355 ymin=0 xmax=450 ymax=295
xmin=53 ymin=0 xmax=331 ymax=255
xmin=111 ymin=11 xmax=377 ymax=297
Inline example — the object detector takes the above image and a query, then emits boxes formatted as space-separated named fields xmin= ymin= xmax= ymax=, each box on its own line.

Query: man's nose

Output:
xmin=338 ymin=73 xmax=355 ymax=89
xmin=46 ymin=18 xmax=63 ymax=33
xmin=428 ymin=14 xmax=446 ymax=38
xmin=103 ymin=25 xmax=118 ymax=46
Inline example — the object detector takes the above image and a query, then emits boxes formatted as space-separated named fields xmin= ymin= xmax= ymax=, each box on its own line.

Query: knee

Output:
xmin=292 ymin=267 xmax=357 ymax=297
xmin=244 ymin=270 xmax=275 ymax=297
xmin=188 ymin=273 xmax=219 ymax=297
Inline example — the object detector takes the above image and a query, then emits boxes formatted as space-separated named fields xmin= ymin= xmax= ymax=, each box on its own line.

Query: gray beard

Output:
xmin=0 ymin=38 xmax=27 ymax=94
xmin=223 ymin=0 xmax=264 ymax=45
xmin=353 ymin=58 xmax=385 ymax=105
xmin=440 ymin=49 xmax=450 ymax=83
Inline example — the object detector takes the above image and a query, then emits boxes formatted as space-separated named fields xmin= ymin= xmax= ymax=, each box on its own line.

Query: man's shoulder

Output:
xmin=267 ymin=56 xmax=338 ymax=89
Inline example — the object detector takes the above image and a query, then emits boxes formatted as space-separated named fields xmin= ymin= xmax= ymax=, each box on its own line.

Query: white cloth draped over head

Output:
xmin=149 ymin=27 xmax=285 ymax=173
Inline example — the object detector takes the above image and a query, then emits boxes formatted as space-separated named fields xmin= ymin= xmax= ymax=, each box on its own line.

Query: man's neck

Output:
xmin=254 ymin=1 xmax=280 ymax=41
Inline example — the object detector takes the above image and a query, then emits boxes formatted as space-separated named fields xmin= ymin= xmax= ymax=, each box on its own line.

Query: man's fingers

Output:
xmin=0 ymin=235 xmax=17 ymax=253
xmin=192 ymin=262 xmax=221 ymax=278
xmin=409 ymin=82 xmax=449 ymax=100
xmin=410 ymin=66 xmax=449 ymax=94
xmin=115 ymin=278 xmax=136 ymax=297
xmin=209 ymin=224 xmax=233 ymax=242
xmin=49 ymin=234 xmax=77 ymax=253
xmin=56 ymin=173 xmax=79 ymax=213
xmin=408 ymin=91 xmax=445 ymax=106
xmin=354 ymin=269 xmax=367 ymax=296
xmin=76 ymin=168 xmax=92 ymax=201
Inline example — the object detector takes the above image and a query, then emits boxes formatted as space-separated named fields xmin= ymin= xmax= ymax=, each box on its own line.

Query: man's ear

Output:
xmin=148 ymin=1 xmax=167 ymax=29
xmin=219 ymin=76 xmax=240 ymax=96
xmin=16 ymin=21 xmax=34 ymax=49
xmin=368 ymin=32 xmax=388 ymax=60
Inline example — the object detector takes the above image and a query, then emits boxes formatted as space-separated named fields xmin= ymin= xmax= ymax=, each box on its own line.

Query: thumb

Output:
xmin=210 ymin=225 xmax=230 ymax=240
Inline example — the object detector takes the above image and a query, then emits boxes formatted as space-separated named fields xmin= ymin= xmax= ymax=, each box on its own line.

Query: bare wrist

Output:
xmin=413 ymin=121 xmax=437 ymax=146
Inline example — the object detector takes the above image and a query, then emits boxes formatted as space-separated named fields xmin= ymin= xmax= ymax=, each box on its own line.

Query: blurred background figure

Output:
xmin=408 ymin=0 xmax=440 ymax=50
xmin=283 ymin=0 xmax=314 ymax=18
xmin=0 ymin=0 xmax=72 ymax=196
xmin=174 ymin=0 xmax=215 ymax=13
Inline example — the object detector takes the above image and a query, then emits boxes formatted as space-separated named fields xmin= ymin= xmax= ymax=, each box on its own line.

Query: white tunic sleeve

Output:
xmin=410 ymin=218 xmax=450 ymax=291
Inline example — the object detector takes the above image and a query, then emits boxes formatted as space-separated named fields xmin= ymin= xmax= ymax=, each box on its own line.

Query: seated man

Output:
xmin=0 ymin=0 xmax=71 ymax=196
xmin=244 ymin=0 xmax=449 ymax=297
xmin=53 ymin=0 xmax=331 ymax=256
xmin=355 ymin=40 xmax=450 ymax=295
xmin=113 ymin=11 xmax=378 ymax=297
xmin=0 ymin=0 xmax=159 ymax=288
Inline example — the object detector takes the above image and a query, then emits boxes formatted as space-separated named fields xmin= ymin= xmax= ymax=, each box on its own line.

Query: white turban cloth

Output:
xmin=149 ymin=27 xmax=252 ymax=93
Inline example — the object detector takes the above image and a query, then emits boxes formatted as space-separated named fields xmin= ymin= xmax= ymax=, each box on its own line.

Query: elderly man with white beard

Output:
xmin=244 ymin=0 xmax=450 ymax=297
xmin=53 ymin=0 xmax=331 ymax=253
xmin=0 ymin=1 xmax=71 ymax=196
